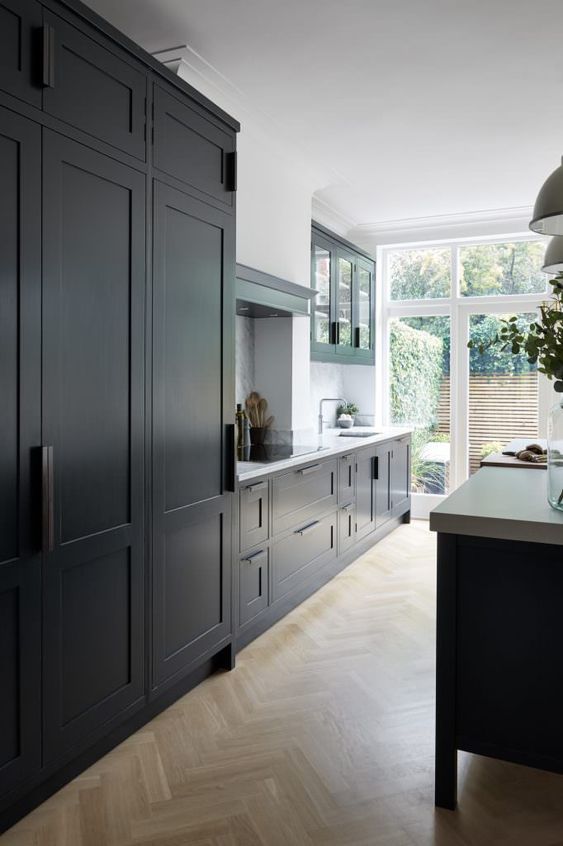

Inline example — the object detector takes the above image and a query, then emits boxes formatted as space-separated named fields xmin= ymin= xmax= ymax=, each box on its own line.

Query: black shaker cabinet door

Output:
xmin=153 ymin=85 xmax=235 ymax=209
xmin=0 ymin=0 xmax=42 ymax=107
xmin=41 ymin=132 xmax=146 ymax=765
xmin=0 ymin=107 xmax=41 ymax=803
xmin=42 ymin=11 xmax=146 ymax=160
xmin=152 ymin=181 xmax=233 ymax=692
xmin=355 ymin=446 xmax=377 ymax=541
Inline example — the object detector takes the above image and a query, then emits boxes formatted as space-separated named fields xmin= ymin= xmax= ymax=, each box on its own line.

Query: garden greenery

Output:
xmin=468 ymin=273 xmax=563 ymax=392
xmin=390 ymin=321 xmax=442 ymax=428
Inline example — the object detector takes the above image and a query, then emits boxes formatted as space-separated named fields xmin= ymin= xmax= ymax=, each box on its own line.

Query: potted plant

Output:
xmin=468 ymin=273 xmax=563 ymax=510
xmin=336 ymin=402 xmax=359 ymax=428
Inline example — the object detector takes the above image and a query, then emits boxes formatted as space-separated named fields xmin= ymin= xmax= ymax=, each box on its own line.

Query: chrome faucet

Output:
xmin=318 ymin=397 xmax=347 ymax=435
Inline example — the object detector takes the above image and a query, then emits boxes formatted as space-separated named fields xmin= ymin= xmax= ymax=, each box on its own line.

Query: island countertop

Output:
xmin=236 ymin=426 xmax=412 ymax=483
xmin=430 ymin=466 xmax=563 ymax=546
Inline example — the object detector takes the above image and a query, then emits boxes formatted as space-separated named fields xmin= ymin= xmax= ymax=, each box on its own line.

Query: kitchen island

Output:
xmin=430 ymin=468 xmax=563 ymax=809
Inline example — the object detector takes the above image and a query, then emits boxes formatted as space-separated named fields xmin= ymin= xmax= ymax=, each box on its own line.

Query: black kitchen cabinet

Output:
xmin=151 ymin=180 xmax=234 ymax=692
xmin=0 ymin=0 xmax=42 ymax=107
xmin=0 ymin=107 xmax=41 ymax=803
xmin=153 ymin=84 xmax=236 ymax=209
xmin=239 ymin=548 xmax=269 ymax=628
xmin=355 ymin=445 xmax=377 ymax=541
xmin=240 ymin=480 xmax=269 ymax=552
xmin=0 ymin=0 xmax=238 ymax=831
xmin=42 ymin=10 xmax=147 ymax=159
xmin=390 ymin=437 xmax=410 ymax=512
xmin=311 ymin=223 xmax=375 ymax=364
xmin=375 ymin=444 xmax=392 ymax=527
xmin=272 ymin=511 xmax=337 ymax=602
xmin=41 ymin=131 xmax=146 ymax=763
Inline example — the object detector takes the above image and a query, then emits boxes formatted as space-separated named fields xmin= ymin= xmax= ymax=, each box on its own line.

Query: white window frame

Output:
xmin=377 ymin=233 xmax=553 ymax=516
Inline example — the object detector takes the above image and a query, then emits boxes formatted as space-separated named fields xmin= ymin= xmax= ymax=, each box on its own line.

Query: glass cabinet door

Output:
xmin=311 ymin=235 xmax=335 ymax=355
xmin=335 ymin=250 xmax=355 ymax=356
xmin=355 ymin=257 xmax=374 ymax=358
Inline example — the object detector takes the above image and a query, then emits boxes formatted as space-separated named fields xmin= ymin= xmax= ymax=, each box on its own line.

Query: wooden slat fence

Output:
xmin=435 ymin=373 xmax=538 ymax=474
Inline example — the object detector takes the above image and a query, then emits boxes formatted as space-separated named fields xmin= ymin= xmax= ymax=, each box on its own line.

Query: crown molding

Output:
xmin=152 ymin=45 xmax=336 ymax=190
xmin=353 ymin=206 xmax=533 ymax=237
xmin=311 ymin=195 xmax=357 ymax=237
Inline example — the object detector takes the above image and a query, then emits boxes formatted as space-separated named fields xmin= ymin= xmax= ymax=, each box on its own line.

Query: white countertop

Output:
xmin=236 ymin=426 xmax=413 ymax=484
xmin=430 ymin=467 xmax=563 ymax=546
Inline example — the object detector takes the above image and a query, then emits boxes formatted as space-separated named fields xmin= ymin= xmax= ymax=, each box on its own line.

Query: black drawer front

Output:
xmin=338 ymin=502 xmax=356 ymax=554
xmin=338 ymin=453 xmax=356 ymax=503
xmin=43 ymin=11 xmax=146 ymax=159
xmin=240 ymin=479 xmax=269 ymax=552
xmin=272 ymin=511 xmax=337 ymax=601
xmin=272 ymin=459 xmax=337 ymax=535
xmin=153 ymin=85 xmax=235 ymax=207
xmin=239 ymin=548 xmax=269 ymax=628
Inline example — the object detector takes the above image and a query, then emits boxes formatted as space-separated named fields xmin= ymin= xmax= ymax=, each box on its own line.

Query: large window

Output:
xmin=382 ymin=237 xmax=550 ymax=513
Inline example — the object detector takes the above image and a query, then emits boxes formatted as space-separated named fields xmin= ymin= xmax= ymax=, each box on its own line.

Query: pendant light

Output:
xmin=542 ymin=236 xmax=563 ymax=274
xmin=530 ymin=157 xmax=563 ymax=235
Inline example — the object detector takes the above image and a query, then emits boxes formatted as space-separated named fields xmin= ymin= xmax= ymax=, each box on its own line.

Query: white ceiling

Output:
xmin=84 ymin=0 xmax=563 ymax=227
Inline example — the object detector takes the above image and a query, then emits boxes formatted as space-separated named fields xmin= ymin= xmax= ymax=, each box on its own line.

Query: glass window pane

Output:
xmin=389 ymin=316 xmax=451 ymax=494
xmin=337 ymin=256 xmax=352 ymax=347
xmin=389 ymin=248 xmax=450 ymax=300
xmin=358 ymin=265 xmax=371 ymax=350
xmin=468 ymin=313 xmax=538 ymax=474
xmin=460 ymin=241 xmax=547 ymax=297
xmin=313 ymin=244 xmax=330 ymax=345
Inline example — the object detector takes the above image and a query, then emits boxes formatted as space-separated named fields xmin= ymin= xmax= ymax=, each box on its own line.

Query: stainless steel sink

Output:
xmin=338 ymin=430 xmax=381 ymax=438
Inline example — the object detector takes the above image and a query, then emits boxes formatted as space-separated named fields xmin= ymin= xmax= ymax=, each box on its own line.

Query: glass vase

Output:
xmin=547 ymin=399 xmax=563 ymax=512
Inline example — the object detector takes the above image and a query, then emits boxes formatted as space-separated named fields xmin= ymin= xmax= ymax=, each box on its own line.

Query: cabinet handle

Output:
xmin=354 ymin=326 xmax=360 ymax=348
xmin=42 ymin=23 xmax=55 ymax=88
xmin=225 ymin=423 xmax=236 ymax=493
xmin=242 ymin=549 xmax=266 ymax=563
xmin=372 ymin=455 xmax=379 ymax=480
xmin=294 ymin=520 xmax=320 ymax=536
xmin=41 ymin=446 xmax=55 ymax=553
xmin=331 ymin=321 xmax=338 ymax=344
xmin=225 ymin=151 xmax=237 ymax=192
xmin=298 ymin=463 xmax=320 ymax=476
xmin=336 ymin=321 xmax=341 ymax=344
xmin=246 ymin=481 xmax=267 ymax=493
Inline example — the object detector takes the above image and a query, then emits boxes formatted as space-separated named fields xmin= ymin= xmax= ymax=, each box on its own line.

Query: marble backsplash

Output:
xmin=235 ymin=315 xmax=255 ymax=407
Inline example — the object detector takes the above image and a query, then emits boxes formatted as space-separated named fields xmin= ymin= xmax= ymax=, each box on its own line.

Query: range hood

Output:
xmin=236 ymin=263 xmax=317 ymax=318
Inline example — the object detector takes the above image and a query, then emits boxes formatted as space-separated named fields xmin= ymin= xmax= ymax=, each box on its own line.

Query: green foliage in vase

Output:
xmin=468 ymin=273 xmax=563 ymax=392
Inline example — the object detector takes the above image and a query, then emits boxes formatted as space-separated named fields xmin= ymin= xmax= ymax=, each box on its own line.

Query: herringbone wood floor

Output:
xmin=3 ymin=521 xmax=563 ymax=846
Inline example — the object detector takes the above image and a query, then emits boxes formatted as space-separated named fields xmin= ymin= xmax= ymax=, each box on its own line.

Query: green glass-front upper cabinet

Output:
xmin=311 ymin=224 xmax=375 ymax=364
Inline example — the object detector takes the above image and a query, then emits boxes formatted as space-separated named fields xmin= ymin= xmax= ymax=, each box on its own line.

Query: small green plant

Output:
xmin=337 ymin=402 xmax=359 ymax=417
xmin=468 ymin=274 xmax=563 ymax=391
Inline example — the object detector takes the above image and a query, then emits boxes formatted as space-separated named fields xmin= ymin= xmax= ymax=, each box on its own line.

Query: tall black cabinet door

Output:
xmin=390 ymin=438 xmax=410 ymax=512
xmin=355 ymin=446 xmax=377 ymax=541
xmin=42 ymin=132 xmax=146 ymax=765
xmin=152 ymin=181 xmax=233 ymax=692
xmin=375 ymin=445 xmax=392 ymax=528
xmin=0 ymin=0 xmax=42 ymax=107
xmin=0 ymin=108 xmax=41 ymax=803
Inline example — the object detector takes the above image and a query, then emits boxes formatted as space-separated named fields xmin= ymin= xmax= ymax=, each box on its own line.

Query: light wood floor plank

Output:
xmin=2 ymin=522 xmax=563 ymax=845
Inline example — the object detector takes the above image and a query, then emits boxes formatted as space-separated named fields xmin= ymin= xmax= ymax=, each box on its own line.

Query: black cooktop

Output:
xmin=238 ymin=444 xmax=325 ymax=463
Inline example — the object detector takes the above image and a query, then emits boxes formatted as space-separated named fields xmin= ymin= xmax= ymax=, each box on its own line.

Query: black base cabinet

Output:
xmin=0 ymin=0 xmax=238 ymax=834
xmin=234 ymin=435 xmax=412 ymax=648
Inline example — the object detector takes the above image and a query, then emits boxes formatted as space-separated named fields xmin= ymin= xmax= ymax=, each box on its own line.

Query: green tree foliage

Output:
xmin=469 ymin=314 xmax=536 ymax=375
xmin=460 ymin=242 xmax=546 ymax=297
xmin=389 ymin=248 xmax=450 ymax=300
xmin=390 ymin=321 xmax=443 ymax=427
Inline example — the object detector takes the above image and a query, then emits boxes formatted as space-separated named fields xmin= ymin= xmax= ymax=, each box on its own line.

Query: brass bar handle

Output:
xmin=41 ymin=446 xmax=54 ymax=553
xmin=295 ymin=520 xmax=320 ymax=536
